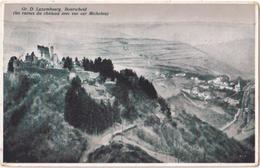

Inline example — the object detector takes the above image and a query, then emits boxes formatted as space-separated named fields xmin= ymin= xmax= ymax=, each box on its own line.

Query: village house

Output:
xmin=175 ymin=73 xmax=186 ymax=77
xmin=190 ymin=87 xmax=212 ymax=101
xmin=224 ymin=97 xmax=240 ymax=106
xmin=234 ymin=80 xmax=241 ymax=92
xmin=207 ymin=75 xmax=235 ymax=91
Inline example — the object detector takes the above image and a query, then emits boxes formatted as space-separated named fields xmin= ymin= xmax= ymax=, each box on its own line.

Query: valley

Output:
xmin=3 ymin=32 xmax=255 ymax=163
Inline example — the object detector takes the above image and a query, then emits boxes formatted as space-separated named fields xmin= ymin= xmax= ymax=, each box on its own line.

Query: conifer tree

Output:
xmin=8 ymin=56 xmax=17 ymax=72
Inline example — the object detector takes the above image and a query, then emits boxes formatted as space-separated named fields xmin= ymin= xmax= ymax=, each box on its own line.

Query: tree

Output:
xmin=63 ymin=56 xmax=73 ymax=71
xmin=123 ymin=104 xmax=137 ymax=121
xmin=94 ymin=57 xmax=102 ymax=72
xmin=65 ymin=76 xmax=116 ymax=134
xmin=117 ymin=69 xmax=138 ymax=85
xmin=158 ymin=96 xmax=171 ymax=119
xmin=82 ymin=57 xmax=115 ymax=80
xmin=100 ymin=59 xmax=114 ymax=78
xmin=139 ymin=76 xmax=158 ymax=98
xmin=65 ymin=76 xmax=87 ymax=128
xmin=82 ymin=57 xmax=94 ymax=71
xmin=75 ymin=57 xmax=80 ymax=66
xmin=15 ymin=74 xmax=32 ymax=100
xmin=80 ymin=57 xmax=157 ymax=98
xmin=8 ymin=56 xmax=17 ymax=72
xmin=112 ymin=100 xmax=121 ymax=123
xmin=71 ymin=76 xmax=81 ymax=88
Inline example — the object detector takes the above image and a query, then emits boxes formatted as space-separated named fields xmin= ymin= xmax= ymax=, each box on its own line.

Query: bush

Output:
xmin=171 ymin=120 xmax=177 ymax=128
xmin=31 ymin=73 xmax=42 ymax=84
xmin=158 ymin=97 xmax=171 ymax=119
xmin=15 ymin=74 xmax=32 ymax=101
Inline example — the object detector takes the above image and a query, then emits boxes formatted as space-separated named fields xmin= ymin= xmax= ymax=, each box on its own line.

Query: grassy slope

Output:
xmin=99 ymin=81 xmax=254 ymax=163
xmin=4 ymin=69 xmax=254 ymax=163
xmin=4 ymin=71 xmax=87 ymax=162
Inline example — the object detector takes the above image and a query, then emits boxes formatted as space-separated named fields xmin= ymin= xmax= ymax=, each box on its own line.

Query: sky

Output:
xmin=5 ymin=4 xmax=256 ymax=24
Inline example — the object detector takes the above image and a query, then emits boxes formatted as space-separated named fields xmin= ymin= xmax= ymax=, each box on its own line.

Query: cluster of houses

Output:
xmin=182 ymin=87 xmax=212 ymax=101
xmin=191 ymin=87 xmax=212 ymax=101
xmin=189 ymin=75 xmax=241 ymax=93
xmin=207 ymin=76 xmax=241 ymax=92
xmin=181 ymin=75 xmax=242 ymax=107
xmin=224 ymin=97 xmax=240 ymax=106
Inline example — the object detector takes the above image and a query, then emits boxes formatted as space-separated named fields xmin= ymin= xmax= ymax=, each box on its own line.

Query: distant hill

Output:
xmin=91 ymin=37 xmax=246 ymax=80
xmin=196 ymin=39 xmax=255 ymax=80
xmin=4 ymin=21 xmax=254 ymax=79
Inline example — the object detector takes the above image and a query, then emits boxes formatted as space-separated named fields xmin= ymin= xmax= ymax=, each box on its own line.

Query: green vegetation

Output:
xmin=88 ymin=142 xmax=161 ymax=163
xmin=82 ymin=57 xmax=115 ymax=80
xmin=64 ymin=76 xmax=121 ymax=134
xmin=158 ymin=97 xmax=171 ymax=120
xmin=82 ymin=57 xmax=158 ymax=99
xmin=8 ymin=56 xmax=17 ymax=72
xmin=4 ymin=52 xmax=254 ymax=163
xmin=4 ymin=73 xmax=87 ymax=162
xmin=62 ymin=57 xmax=73 ymax=71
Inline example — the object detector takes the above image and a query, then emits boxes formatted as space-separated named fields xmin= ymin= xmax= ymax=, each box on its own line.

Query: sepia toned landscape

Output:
xmin=3 ymin=4 xmax=256 ymax=163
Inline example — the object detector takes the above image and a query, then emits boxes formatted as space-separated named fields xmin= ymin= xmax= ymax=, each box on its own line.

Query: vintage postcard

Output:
xmin=1 ymin=1 xmax=258 ymax=167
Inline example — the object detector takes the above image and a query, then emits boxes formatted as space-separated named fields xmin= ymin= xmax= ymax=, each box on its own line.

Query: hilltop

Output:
xmin=4 ymin=53 xmax=254 ymax=162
